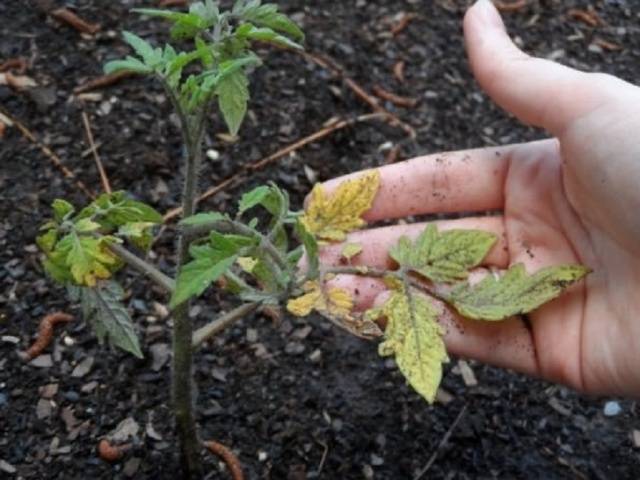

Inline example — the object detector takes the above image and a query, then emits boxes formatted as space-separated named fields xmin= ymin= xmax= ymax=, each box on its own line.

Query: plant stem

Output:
xmin=192 ymin=302 xmax=260 ymax=348
xmin=108 ymin=243 xmax=175 ymax=293
xmin=172 ymin=113 xmax=205 ymax=478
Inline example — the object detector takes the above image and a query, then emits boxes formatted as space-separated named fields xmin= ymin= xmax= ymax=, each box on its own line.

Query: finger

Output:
xmin=319 ymin=144 xmax=514 ymax=221
xmin=464 ymin=0 xmax=640 ymax=134
xmin=320 ymin=215 xmax=509 ymax=269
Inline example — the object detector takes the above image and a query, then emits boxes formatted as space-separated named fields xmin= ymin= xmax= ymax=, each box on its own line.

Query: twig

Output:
xmin=0 ymin=107 xmax=94 ymax=198
xmin=0 ymin=57 xmax=28 ymax=74
xmin=24 ymin=312 xmax=73 ymax=360
xmin=204 ymin=440 xmax=244 ymax=480
xmin=108 ymin=243 xmax=175 ymax=293
xmin=567 ymin=8 xmax=602 ymax=27
xmin=163 ymin=113 xmax=385 ymax=222
xmin=414 ymin=404 xmax=468 ymax=480
xmin=74 ymin=71 xmax=137 ymax=94
xmin=192 ymin=303 xmax=260 ymax=348
xmin=299 ymin=51 xmax=416 ymax=138
xmin=391 ymin=13 xmax=418 ymax=36
xmin=82 ymin=112 xmax=111 ymax=194
xmin=372 ymin=85 xmax=419 ymax=108
xmin=50 ymin=8 xmax=101 ymax=35
xmin=493 ymin=0 xmax=528 ymax=12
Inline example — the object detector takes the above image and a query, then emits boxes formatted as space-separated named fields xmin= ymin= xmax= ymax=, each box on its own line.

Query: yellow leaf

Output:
xmin=286 ymin=281 xmax=354 ymax=320
xmin=371 ymin=289 xmax=448 ymax=403
xmin=341 ymin=242 xmax=363 ymax=261
xmin=301 ymin=171 xmax=380 ymax=242
xmin=236 ymin=256 xmax=258 ymax=273
xmin=287 ymin=281 xmax=323 ymax=317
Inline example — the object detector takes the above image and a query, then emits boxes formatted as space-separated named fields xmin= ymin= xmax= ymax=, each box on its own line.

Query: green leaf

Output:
xmin=132 ymin=9 xmax=213 ymax=40
xmin=189 ymin=0 xmax=219 ymax=23
xmin=80 ymin=281 xmax=143 ymax=358
xmin=238 ymin=186 xmax=271 ymax=214
xmin=236 ymin=24 xmax=303 ymax=50
xmin=52 ymin=199 xmax=74 ymax=222
xmin=371 ymin=288 xmax=448 ymax=403
xmin=37 ymin=229 xmax=58 ymax=253
xmin=447 ymin=263 xmax=590 ymax=321
xmin=217 ymin=69 xmax=249 ymax=136
xmin=171 ymin=255 xmax=237 ymax=307
xmin=390 ymin=224 xmax=497 ymax=283
xmin=180 ymin=212 xmax=227 ymax=226
xmin=75 ymin=218 xmax=101 ymax=233
xmin=294 ymin=219 xmax=318 ymax=279
xmin=104 ymin=57 xmax=152 ymax=75
xmin=241 ymin=3 xmax=304 ymax=41
xmin=122 ymin=31 xmax=162 ymax=67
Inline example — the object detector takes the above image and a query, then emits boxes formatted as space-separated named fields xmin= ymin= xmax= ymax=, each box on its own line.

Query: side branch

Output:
xmin=192 ymin=302 xmax=260 ymax=348
xmin=108 ymin=243 xmax=175 ymax=293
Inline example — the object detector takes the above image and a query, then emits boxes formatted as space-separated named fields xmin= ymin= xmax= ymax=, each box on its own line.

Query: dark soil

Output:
xmin=2 ymin=0 xmax=640 ymax=478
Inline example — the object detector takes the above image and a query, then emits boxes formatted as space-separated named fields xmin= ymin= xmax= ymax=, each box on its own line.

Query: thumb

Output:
xmin=464 ymin=0 xmax=634 ymax=135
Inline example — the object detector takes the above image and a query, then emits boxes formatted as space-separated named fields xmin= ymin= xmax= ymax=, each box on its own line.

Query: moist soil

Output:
xmin=2 ymin=0 xmax=640 ymax=478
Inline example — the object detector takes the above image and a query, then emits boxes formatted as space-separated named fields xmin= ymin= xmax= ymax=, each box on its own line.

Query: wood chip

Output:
xmin=39 ymin=383 xmax=58 ymax=399
xmin=458 ymin=360 xmax=478 ymax=387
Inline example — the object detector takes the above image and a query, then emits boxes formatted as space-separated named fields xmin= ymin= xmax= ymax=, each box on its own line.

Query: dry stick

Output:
xmin=372 ymin=85 xmax=419 ymax=109
xmin=0 ymin=107 xmax=94 ymax=199
xmin=74 ymin=71 xmax=137 ymax=95
xmin=81 ymin=112 xmax=111 ymax=194
xmin=414 ymin=404 xmax=468 ymax=480
xmin=204 ymin=441 xmax=244 ymax=480
xmin=391 ymin=12 xmax=418 ymax=36
xmin=50 ymin=8 xmax=101 ymax=34
xmin=162 ymin=113 xmax=385 ymax=222
xmin=493 ymin=0 xmax=528 ymax=12
xmin=0 ymin=57 xmax=28 ymax=74
xmin=299 ymin=51 xmax=416 ymax=138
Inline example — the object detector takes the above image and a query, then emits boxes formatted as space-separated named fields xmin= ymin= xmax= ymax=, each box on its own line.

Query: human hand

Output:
xmin=317 ymin=0 xmax=640 ymax=397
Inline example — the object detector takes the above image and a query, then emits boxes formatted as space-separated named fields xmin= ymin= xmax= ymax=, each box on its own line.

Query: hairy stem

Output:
xmin=108 ymin=243 xmax=175 ymax=293
xmin=192 ymin=302 xmax=260 ymax=348
xmin=172 ymin=108 xmax=205 ymax=478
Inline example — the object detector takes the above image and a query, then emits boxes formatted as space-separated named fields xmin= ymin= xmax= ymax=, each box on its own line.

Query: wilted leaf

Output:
xmin=52 ymin=199 xmax=74 ymax=222
xmin=370 ymin=288 xmax=448 ymax=403
xmin=64 ymin=233 xmax=120 ymax=287
xmin=447 ymin=263 xmax=590 ymax=321
xmin=117 ymin=222 xmax=155 ymax=251
xmin=80 ymin=281 xmax=143 ymax=358
xmin=301 ymin=170 xmax=380 ymax=242
xmin=390 ymin=224 xmax=497 ymax=283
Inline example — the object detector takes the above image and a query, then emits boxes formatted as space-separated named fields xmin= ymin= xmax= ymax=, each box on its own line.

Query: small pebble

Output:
xmin=604 ymin=401 xmax=622 ymax=417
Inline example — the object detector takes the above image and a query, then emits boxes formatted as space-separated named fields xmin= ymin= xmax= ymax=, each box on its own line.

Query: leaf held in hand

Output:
xmin=301 ymin=170 xmax=380 ymax=242
xmin=287 ymin=281 xmax=354 ymax=319
xmin=370 ymin=288 xmax=448 ymax=403
xmin=447 ymin=263 xmax=590 ymax=321
xmin=390 ymin=224 xmax=497 ymax=283
xmin=341 ymin=243 xmax=363 ymax=261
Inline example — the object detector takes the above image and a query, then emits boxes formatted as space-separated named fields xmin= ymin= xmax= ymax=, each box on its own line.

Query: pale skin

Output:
xmin=317 ymin=0 xmax=640 ymax=398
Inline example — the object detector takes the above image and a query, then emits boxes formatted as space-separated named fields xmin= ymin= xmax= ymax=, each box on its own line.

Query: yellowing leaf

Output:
xmin=370 ymin=289 xmax=448 ymax=403
xmin=287 ymin=281 xmax=323 ymax=317
xmin=64 ymin=234 xmax=121 ymax=287
xmin=341 ymin=242 xmax=363 ymax=261
xmin=390 ymin=224 xmax=497 ymax=283
xmin=237 ymin=256 xmax=258 ymax=273
xmin=448 ymin=263 xmax=590 ymax=321
xmin=286 ymin=281 xmax=354 ymax=319
xmin=301 ymin=170 xmax=380 ymax=242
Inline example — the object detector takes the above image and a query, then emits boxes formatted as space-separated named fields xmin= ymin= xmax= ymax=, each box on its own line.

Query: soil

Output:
xmin=2 ymin=0 xmax=640 ymax=479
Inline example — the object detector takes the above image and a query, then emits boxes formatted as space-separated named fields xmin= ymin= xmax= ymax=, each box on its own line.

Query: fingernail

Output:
xmin=474 ymin=0 xmax=505 ymax=30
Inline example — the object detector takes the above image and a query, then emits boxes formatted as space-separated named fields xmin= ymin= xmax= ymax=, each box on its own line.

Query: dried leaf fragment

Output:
xmin=301 ymin=170 xmax=380 ymax=242
xmin=341 ymin=243 xmax=363 ymax=261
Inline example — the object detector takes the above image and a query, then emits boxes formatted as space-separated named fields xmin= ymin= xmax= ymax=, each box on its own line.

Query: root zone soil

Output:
xmin=1 ymin=1 xmax=639 ymax=478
